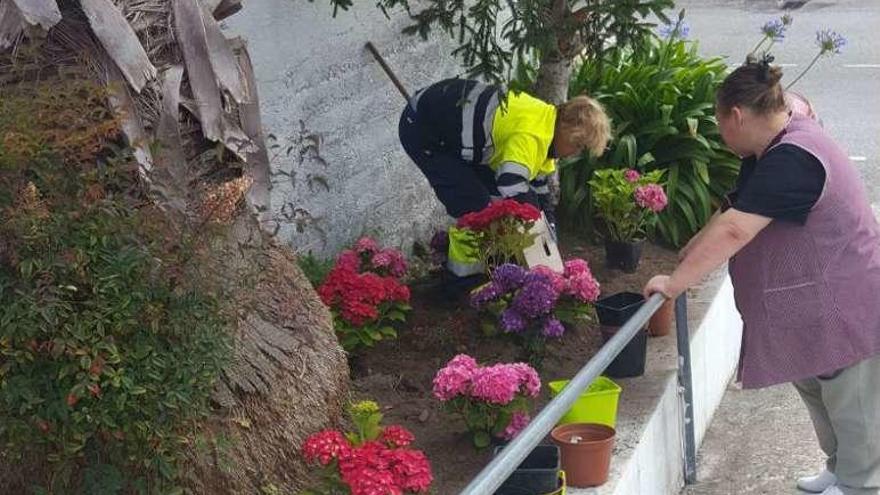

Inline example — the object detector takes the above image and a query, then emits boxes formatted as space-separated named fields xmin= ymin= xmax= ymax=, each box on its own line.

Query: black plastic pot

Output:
xmin=600 ymin=325 xmax=647 ymax=378
xmin=604 ymin=240 xmax=643 ymax=273
xmin=595 ymin=292 xmax=648 ymax=378
xmin=492 ymin=444 xmax=560 ymax=495
xmin=595 ymin=292 xmax=645 ymax=327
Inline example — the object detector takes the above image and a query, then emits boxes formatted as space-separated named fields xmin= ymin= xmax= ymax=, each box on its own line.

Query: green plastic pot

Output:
xmin=548 ymin=377 xmax=622 ymax=427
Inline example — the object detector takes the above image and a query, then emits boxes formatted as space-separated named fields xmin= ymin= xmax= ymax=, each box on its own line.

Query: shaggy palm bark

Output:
xmin=0 ymin=0 xmax=348 ymax=492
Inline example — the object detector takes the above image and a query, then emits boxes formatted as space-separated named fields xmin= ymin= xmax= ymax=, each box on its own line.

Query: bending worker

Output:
xmin=644 ymin=59 xmax=880 ymax=495
xmin=398 ymin=78 xmax=610 ymax=284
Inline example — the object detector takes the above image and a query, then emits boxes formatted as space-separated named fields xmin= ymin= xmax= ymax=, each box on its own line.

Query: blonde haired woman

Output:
xmin=399 ymin=78 xmax=610 ymax=289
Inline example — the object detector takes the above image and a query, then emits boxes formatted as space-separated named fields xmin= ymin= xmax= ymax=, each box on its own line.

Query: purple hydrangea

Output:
xmin=492 ymin=263 xmax=527 ymax=293
xmin=542 ymin=318 xmax=565 ymax=338
xmin=511 ymin=277 xmax=558 ymax=319
xmin=470 ymin=283 xmax=502 ymax=310
xmin=500 ymin=308 xmax=527 ymax=333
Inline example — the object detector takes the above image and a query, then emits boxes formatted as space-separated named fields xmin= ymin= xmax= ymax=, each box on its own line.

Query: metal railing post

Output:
xmin=675 ymin=294 xmax=697 ymax=484
xmin=457 ymin=293 xmax=666 ymax=495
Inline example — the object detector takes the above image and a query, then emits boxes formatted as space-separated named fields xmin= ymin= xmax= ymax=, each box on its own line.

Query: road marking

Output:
xmin=778 ymin=63 xmax=798 ymax=67
xmin=843 ymin=64 xmax=880 ymax=68
xmin=851 ymin=156 xmax=867 ymax=162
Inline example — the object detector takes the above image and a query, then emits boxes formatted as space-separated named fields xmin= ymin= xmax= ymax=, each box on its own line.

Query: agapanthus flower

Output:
xmin=542 ymin=318 xmax=565 ymax=338
xmin=634 ymin=184 xmax=668 ymax=213
xmin=303 ymin=429 xmax=352 ymax=466
xmin=816 ymin=29 xmax=846 ymax=55
xmin=500 ymin=411 xmax=531 ymax=441
xmin=761 ymin=18 xmax=786 ymax=42
xmin=658 ymin=20 xmax=690 ymax=40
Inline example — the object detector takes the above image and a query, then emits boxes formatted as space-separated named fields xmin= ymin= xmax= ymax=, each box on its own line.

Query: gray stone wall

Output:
xmin=227 ymin=0 xmax=463 ymax=256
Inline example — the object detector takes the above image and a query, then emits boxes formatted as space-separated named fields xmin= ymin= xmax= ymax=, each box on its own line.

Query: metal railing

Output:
xmin=458 ymin=292 xmax=698 ymax=494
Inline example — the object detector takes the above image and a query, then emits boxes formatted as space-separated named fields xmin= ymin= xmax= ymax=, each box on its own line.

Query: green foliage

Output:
xmin=297 ymin=252 xmax=333 ymax=288
xmin=325 ymin=0 xmax=671 ymax=88
xmin=333 ymin=302 xmax=408 ymax=352
xmin=562 ymin=35 xmax=739 ymax=246
xmin=347 ymin=400 xmax=383 ymax=445
xmin=0 ymin=80 xmax=235 ymax=493
xmin=588 ymin=169 xmax=665 ymax=242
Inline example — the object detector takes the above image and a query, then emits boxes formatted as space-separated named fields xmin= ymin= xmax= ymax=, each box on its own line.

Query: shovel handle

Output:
xmin=365 ymin=41 xmax=411 ymax=103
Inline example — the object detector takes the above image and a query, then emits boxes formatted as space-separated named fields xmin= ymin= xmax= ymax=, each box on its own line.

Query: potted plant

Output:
xmin=588 ymin=169 xmax=668 ymax=272
xmin=469 ymin=260 xmax=601 ymax=366
xmin=317 ymin=236 xmax=411 ymax=352
xmin=301 ymin=400 xmax=433 ymax=494
xmin=432 ymin=355 xmax=540 ymax=449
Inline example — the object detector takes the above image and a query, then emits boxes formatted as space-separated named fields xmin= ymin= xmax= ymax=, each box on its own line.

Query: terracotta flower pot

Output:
xmin=647 ymin=298 xmax=674 ymax=337
xmin=550 ymin=423 xmax=615 ymax=487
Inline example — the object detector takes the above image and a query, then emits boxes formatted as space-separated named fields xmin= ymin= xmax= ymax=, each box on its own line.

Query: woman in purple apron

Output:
xmin=644 ymin=59 xmax=880 ymax=495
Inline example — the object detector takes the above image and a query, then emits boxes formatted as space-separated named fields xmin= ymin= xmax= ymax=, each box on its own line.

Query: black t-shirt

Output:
xmin=727 ymin=143 xmax=826 ymax=224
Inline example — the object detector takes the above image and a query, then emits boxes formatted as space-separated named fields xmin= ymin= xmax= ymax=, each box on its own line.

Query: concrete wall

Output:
xmin=227 ymin=0 xmax=463 ymax=255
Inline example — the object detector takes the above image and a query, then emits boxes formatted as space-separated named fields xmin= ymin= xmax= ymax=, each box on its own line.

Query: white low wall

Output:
xmin=568 ymin=274 xmax=743 ymax=495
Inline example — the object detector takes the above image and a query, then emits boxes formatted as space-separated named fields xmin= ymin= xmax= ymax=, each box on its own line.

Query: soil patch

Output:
xmin=351 ymin=237 xmax=679 ymax=493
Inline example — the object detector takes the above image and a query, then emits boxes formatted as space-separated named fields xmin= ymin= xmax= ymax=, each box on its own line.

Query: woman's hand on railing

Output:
xmin=643 ymin=275 xmax=674 ymax=300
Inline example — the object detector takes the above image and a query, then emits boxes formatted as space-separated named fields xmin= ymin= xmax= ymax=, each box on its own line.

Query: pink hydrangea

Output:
xmin=371 ymin=248 xmax=407 ymax=277
xmin=354 ymin=236 xmax=380 ymax=254
xmin=568 ymin=271 xmax=601 ymax=303
xmin=624 ymin=169 xmax=641 ymax=182
xmin=447 ymin=354 xmax=478 ymax=372
xmin=510 ymin=362 xmax=541 ymax=397
xmin=500 ymin=411 xmax=531 ymax=440
xmin=433 ymin=356 xmax=477 ymax=401
xmin=470 ymin=364 xmax=521 ymax=405
xmin=530 ymin=265 xmax=567 ymax=295
xmin=635 ymin=184 xmax=668 ymax=213
xmin=563 ymin=258 xmax=590 ymax=277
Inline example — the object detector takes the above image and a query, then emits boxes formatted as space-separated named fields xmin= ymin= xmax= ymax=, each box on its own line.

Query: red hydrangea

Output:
xmin=302 ymin=429 xmax=352 ymax=466
xmin=456 ymin=199 xmax=541 ymax=231
xmin=318 ymin=256 xmax=410 ymax=326
xmin=381 ymin=425 xmax=415 ymax=448
xmin=336 ymin=440 xmax=433 ymax=495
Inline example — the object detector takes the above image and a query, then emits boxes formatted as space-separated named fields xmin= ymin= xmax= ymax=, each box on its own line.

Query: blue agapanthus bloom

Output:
xmin=761 ymin=19 xmax=787 ymax=41
xmin=816 ymin=29 xmax=846 ymax=55
xmin=658 ymin=20 xmax=690 ymax=40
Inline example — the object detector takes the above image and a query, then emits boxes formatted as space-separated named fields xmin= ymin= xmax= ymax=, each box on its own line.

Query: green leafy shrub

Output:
xmin=562 ymin=35 xmax=739 ymax=246
xmin=0 ymin=80 xmax=235 ymax=493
